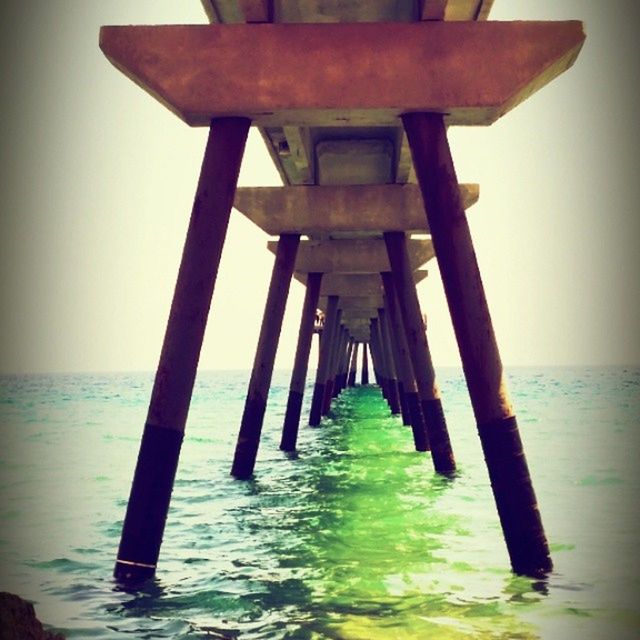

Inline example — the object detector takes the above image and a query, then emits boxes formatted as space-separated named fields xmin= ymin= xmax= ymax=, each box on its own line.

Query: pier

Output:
xmin=100 ymin=0 xmax=585 ymax=583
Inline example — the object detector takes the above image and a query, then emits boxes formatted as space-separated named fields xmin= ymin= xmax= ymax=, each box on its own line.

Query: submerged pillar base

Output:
xmin=478 ymin=415 xmax=553 ymax=576
xmin=114 ymin=423 xmax=183 ymax=583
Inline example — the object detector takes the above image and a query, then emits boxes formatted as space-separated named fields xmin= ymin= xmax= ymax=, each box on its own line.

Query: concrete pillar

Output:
xmin=231 ymin=233 xmax=300 ymax=479
xmin=323 ymin=315 xmax=343 ymax=413
xmin=280 ymin=272 xmax=323 ymax=452
xmin=339 ymin=335 xmax=353 ymax=392
xmin=380 ymin=305 xmax=409 ymax=423
xmin=384 ymin=231 xmax=454 ymax=475
xmin=309 ymin=295 xmax=339 ymax=425
xmin=114 ymin=118 xmax=250 ymax=584
xmin=378 ymin=308 xmax=401 ymax=415
xmin=361 ymin=343 xmax=369 ymax=385
xmin=332 ymin=330 xmax=348 ymax=398
xmin=348 ymin=341 xmax=359 ymax=387
xmin=403 ymin=111 xmax=552 ymax=576
xmin=381 ymin=272 xmax=429 ymax=452
xmin=369 ymin=317 xmax=386 ymax=399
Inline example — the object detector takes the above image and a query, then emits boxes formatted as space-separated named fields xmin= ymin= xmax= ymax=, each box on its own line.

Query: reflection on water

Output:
xmin=1 ymin=368 xmax=639 ymax=638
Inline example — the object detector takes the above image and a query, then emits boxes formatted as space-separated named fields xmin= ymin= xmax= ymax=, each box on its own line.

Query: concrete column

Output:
xmin=114 ymin=118 xmax=250 ymax=584
xmin=403 ymin=111 xmax=552 ymax=576
xmin=339 ymin=335 xmax=353 ymax=393
xmin=369 ymin=318 xmax=386 ymax=398
xmin=348 ymin=341 xmax=359 ymax=387
xmin=332 ymin=330 xmax=347 ymax=398
xmin=382 ymin=302 xmax=411 ymax=426
xmin=309 ymin=296 xmax=339 ymax=425
xmin=378 ymin=308 xmax=401 ymax=415
xmin=280 ymin=272 xmax=323 ymax=452
xmin=381 ymin=272 xmax=429 ymax=452
xmin=231 ymin=233 xmax=300 ymax=479
xmin=361 ymin=343 xmax=369 ymax=385
xmin=323 ymin=315 xmax=343 ymax=413
xmin=384 ymin=232 xmax=454 ymax=475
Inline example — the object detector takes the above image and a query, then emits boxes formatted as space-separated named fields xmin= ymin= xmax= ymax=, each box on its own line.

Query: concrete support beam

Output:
xmin=378 ymin=308 xmax=401 ymax=415
xmin=100 ymin=22 xmax=585 ymax=127
xmin=381 ymin=272 xmax=429 ymax=451
xmin=360 ymin=342 xmax=369 ymax=385
xmin=322 ymin=313 xmax=343 ymax=414
xmin=277 ymin=238 xmax=433 ymax=274
xmin=309 ymin=295 xmax=338 ymax=425
xmin=420 ymin=0 xmax=495 ymax=21
xmin=403 ymin=111 xmax=552 ymax=576
xmin=385 ymin=231 xmax=455 ymax=475
xmin=348 ymin=342 xmax=359 ymax=387
xmin=361 ymin=343 xmax=369 ymax=385
xmin=234 ymin=184 xmax=478 ymax=235
xmin=231 ymin=233 xmax=300 ymax=479
xmin=280 ymin=272 xmax=322 ymax=452
xmin=114 ymin=118 xmax=250 ymax=584
xmin=293 ymin=271 xmax=428 ymax=296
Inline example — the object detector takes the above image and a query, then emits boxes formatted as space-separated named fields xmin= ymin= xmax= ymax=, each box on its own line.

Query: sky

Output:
xmin=0 ymin=0 xmax=638 ymax=374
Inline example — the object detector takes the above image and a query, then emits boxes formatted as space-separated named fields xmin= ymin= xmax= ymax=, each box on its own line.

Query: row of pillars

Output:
xmin=114 ymin=113 xmax=552 ymax=585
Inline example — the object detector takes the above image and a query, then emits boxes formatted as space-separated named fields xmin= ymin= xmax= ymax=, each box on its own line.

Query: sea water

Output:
xmin=0 ymin=367 xmax=638 ymax=639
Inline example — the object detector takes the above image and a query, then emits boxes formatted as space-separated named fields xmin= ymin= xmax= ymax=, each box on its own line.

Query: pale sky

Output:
xmin=0 ymin=1 xmax=638 ymax=374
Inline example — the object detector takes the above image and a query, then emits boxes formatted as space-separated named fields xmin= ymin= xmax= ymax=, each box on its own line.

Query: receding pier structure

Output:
xmin=100 ymin=0 xmax=585 ymax=583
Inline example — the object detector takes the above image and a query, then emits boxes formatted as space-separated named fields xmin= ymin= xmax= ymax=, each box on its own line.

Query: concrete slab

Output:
xmin=234 ymin=184 xmax=478 ymax=235
xmin=273 ymin=238 xmax=434 ymax=273
xmin=100 ymin=21 xmax=584 ymax=127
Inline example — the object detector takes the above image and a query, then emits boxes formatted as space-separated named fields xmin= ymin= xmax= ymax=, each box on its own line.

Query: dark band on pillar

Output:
xmin=114 ymin=422 xmax=184 ymax=582
xmin=422 ymin=398 xmax=455 ymax=475
xmin=477 ymin=415 xmax=553 ymax=576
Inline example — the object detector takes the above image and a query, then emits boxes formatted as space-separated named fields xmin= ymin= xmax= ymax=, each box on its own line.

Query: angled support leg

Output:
xmin=231 ymin=233 xmax=300 ymax=479
xmin=403 ymin=111 xmax=552 ymax=576
xmin=381 ymin=272 xmax=429 ymax=451
xmin=280 ymin=272 xmax=323 ymax=451
xmin=323 ymin=314 xmax=343 ymax=413
xmin=361 ymin=343 xmax=369 ymax=385
xmin=114 ymin=118 xmax=250 ymax=583
xmin=384 ymin=232 xmax=454 ymax=474
xmin=378 ymin=307 xmax=401 ymax=415
xmin=309 ymin=295 xmax=339 ymax=425
xmin=348 ymin=341 xmax=359 ymax=387
xmin=369 ymin=318 xmax=385 ymax=396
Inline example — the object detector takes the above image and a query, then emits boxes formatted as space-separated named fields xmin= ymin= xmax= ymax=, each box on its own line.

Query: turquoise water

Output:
xmin=0 ymin=367 xmax=638 ymax=638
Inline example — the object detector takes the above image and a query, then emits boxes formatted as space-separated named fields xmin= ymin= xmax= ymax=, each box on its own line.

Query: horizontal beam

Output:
xmin=293 ymin=271 xmax=428 ymax=295
xmin=100 ymin=21 xmax=584 ymax=127
xmin=320 ymin=295 xmax=384 ymax=310
xmin=234 ymin=184 xmax=478 ymax=234
xmin=272 ymin=238 xmax=433 ymax=273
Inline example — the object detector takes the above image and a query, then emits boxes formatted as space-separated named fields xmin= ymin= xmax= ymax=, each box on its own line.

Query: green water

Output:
xmin=0 ymin=368 xmax=639 ymax=638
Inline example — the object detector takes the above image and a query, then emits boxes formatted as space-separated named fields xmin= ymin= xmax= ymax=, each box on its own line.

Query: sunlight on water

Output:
xmin=0 ymin=368 xmax=639 ymax=638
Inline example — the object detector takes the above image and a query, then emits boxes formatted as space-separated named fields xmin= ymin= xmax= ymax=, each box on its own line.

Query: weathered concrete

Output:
xmin=384 ymin=231 xmax=455 ymax=475
xmin=203 ymin=0 xmax=494 ymax=25
xmin=231 ymin=233 xmax=300 ymax=479
xmin=309 ymin=295 xmax=339 ymax=425
xmin=361 ymin=343 xmax=369 ymax=385
xmin=293 ymin=271 xmax=428 ymax=296
xmin=378 ymin=308 xmax=401 ymax=415
xmin=322 ymin=314 xmax=344 ymax=414
xmin=320 ymin=296 xmax=384 ymax=311
xmin=114 ymin=118 xmax=249 ymax=583
xmin=281 ymin=272 xmax=322 ymax=452
xmin=381 ymin=272 xmax=429 ymax=451
xmin=234 ymin=184 xmax=478 ymax=235
xmin=348 ymin=341 xmax=359 ymax=386
xmin=277 ymin=238 xmax=433 ymax=274
xmin=403 ymin=111 xmax=552 ymax=577
xmin=100 ymin=22 xmax=584 ymax=128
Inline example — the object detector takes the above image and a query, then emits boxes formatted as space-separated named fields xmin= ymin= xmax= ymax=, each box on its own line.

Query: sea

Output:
xmin=0 ymin=366 xmax=638 ymax=639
